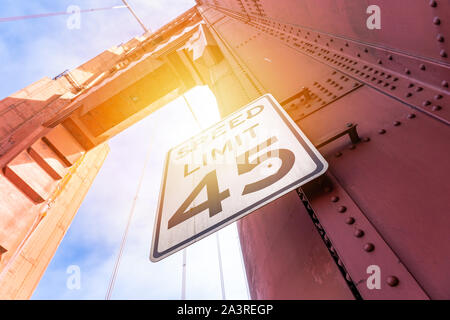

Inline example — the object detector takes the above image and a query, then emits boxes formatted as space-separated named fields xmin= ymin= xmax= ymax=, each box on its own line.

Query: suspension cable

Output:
xmin=0 ymin=6 xmax=128 ymax=23
xmin=182 ymin=93 xmax=227 ymax=300
xmin=105 ymin=145 xmax=152 ymax=300
xmin=121 ymin=0 xmax=150 ymax=34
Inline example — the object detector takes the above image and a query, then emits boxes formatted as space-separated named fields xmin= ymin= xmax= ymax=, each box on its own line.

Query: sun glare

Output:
xmin=183 ymin=85 xmax=221 ymax=129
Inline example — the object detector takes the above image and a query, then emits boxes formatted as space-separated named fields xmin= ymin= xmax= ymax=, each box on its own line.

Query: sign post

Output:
xmin=150 ymin=94 xmax=327 ymax=262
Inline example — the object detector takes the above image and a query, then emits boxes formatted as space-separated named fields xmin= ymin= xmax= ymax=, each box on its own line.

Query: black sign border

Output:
xmin=151 ymin=94 xmax=326 ymax=261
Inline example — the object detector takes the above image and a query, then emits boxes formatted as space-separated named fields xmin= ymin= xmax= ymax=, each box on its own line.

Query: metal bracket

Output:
xmin=315 ymin=123 xmax=360 ymax=149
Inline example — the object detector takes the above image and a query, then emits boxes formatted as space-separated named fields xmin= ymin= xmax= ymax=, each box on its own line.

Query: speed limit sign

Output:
xmin=150 ymin=94 xmax=328 ymax=262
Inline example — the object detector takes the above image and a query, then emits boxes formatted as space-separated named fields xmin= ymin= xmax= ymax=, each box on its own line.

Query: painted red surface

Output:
xmin=203 ymin=0 xmax=449 ymax=299
xmin=0 ymin=0 xmax=448 ymax=299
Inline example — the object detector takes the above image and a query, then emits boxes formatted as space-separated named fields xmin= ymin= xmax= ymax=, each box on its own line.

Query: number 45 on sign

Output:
xmin=150 ymin=94 xmax=327 ymax=262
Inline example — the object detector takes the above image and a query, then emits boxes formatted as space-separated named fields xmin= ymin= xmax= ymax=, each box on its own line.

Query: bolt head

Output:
xmin=423 ymin=100 xmax=431 ymax=106
xmin=433 ymin=17 xmax=441 ymax=25
xmin=440 ymin=50 xmax=447 ymax=58
xmin=331 ymin=196 xmax=339 ymax=203
xmin=430 ymin=0 xmax=437 ymax=7
xmin=406 ymin=93 xmax=412 ymax=98
xmin=378 ymin=129 xmax=386 ymax=134
xmin=393 ymin=121 xmax=401 ymax=126
xmin=364 ymin=243 xmax=375 ymax=252
xmin=435 ymin=94 xmax=443 ymax=100
xmin=338 ymin=206 xmax=347 ymax=213
xmin=387 ymin=276 xmax=400 ymax=287
xmin=354 ymin=229 xmax=365 ymax=238
xmin=345 ymin=217 xmax=355 ymax=225
xmin=432 ymin=105 xmax=442 ymax=111
xmin=419 ymin=64 xmax=426 ymax=71
xmin=437 ymin=34 xmax=444 ymax=42
xmin=407 ymin=113 xmax=416 ymax=119
xmin=415 ymin=87 xmax=423 ymax=92
xmin=442 ymin=80 xmax=449 ymax=88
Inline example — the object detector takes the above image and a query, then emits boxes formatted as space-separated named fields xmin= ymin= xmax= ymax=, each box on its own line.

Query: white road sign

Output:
xmin=150 ymin=94 xmax=327 ymax=262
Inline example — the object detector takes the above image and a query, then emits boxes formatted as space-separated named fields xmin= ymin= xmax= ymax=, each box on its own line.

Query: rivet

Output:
xmin=337 ymin=259 xmax=344 ymax=267
xmin=386 ymin=276 xmax=400 ymax=287
xmin=346 ymin=122 xmax=353 ymax=128
xmin=407 ymin=113 xmax=416 ymax=119
xmin=364 ymin=243 xmax=375 ymax=252
xmin=440 ymin=50 xmax=447 ymax=58
xmin=345 ymin=273 xmax=352 ymax=282
xmin=378 ymin=129 xmax=386 ymax=134
xmin=433 ymin=17 xmax=441 ymax=25
xmin=390 ymin=86 xmax=396 ymax=90
xmin=429 ymin=0 xmax=437 ymax=7
xmin=354 ymin=229 xmax=364 ymax=238
xmin=437 ymin=34 xmax=444 ymax=42
xmin=435 ymin=94 xmax=443 ymax=100
xmin=348 ymin=144 xmax=356 ymax=150
xmin=377 ymin=59 xmax=382 ymax=65
xmin=363 ymin=137 xmax=371 ymax=142
xmin=393 ymin=121 xmax=401 ymax=126
xmin=408 ymin=83 xmax=414 ymax=88
xmin=442 ymin=80 xmax=449 ymax=88
xmin=423 ymin=100 xmax=431 ymax=106
xmin=324 ymin=186 xmax=332 ymax=193
xmin=331 ymin=196 xmax=339 ymax=202
xmin=432 ymin=105 xmax=442 ymax=111
xmin=406 ymin=92 xmax=412 ymax=98
xmin=415 ymin=87 xmax=423 ymax=92
xmin=338 ymin=206 xmax=347 ymax=213
xmin=335 ymin=151 xmax=342 ymax=158
xmin=419 ymin=64 xmax=426 ymax=71
xmin=345 ymin=217 xmax=355 ymax=225
xmin=405 ymin=68 xmax=411 ymax=75
xmin=388 ymin=55 xmax=393 ymax=60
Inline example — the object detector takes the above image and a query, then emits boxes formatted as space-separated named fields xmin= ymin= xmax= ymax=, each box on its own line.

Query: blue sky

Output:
xmin=0 ymin=1 xmax=248 ymax=299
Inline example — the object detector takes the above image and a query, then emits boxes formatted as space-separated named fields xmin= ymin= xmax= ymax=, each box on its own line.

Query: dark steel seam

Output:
xmin=329 ymin=171 xmax=431 ymax=298
xmin=296 ymin=187 xmax=363 ymax=300
xmin=297 ymin=172 xmax=430 ymax=299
